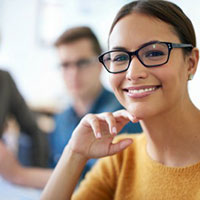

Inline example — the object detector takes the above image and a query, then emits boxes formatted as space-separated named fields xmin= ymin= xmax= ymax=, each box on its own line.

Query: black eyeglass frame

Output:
xmin=60 ymin=57 xmax=98 ymax=69
xmin=98 ymin=41 xmax=193 ymax=74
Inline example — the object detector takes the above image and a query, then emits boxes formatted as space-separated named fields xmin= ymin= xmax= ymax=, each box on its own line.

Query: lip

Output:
xmin=123 ymin=85 xmax=161 ymax=98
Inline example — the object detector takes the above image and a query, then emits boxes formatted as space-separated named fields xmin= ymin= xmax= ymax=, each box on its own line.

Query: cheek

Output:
xmin=109 ymin=74 xmax=123 ymax=92
xmin=155 ymin=64 xmax=187 ymax=103
xmin=62 ymin=71 xmax=70 ymax=82
xmin=87 ymin=68 xmax=101 ymax=81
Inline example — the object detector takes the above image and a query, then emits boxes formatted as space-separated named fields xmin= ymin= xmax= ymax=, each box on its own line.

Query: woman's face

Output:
xmin=109 ymin=13 xmax=192 ymax=119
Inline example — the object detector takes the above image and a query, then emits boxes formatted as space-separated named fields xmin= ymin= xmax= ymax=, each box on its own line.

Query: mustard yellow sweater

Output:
xmin=72 ymin=134 xmax=200 ymax=200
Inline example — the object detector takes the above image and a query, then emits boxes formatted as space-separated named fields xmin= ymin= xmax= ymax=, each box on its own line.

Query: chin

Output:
xmin=127 ymin=107 xmax=145 ymax=120
xmin=125 ymin=103 xmax=154 ymax=120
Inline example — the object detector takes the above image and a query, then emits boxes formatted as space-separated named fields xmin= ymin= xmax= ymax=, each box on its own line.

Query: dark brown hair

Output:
xmin=54 ymin=26 xmax=102 ymax=55
xmin=109 ymin=0 xmax=196 ymax=53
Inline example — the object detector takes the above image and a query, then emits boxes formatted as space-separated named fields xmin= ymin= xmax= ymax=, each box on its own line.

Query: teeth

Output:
xmin=128 ymin=87 xmax=156 ymax=94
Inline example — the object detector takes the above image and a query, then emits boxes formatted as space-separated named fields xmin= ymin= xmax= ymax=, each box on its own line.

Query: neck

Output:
xmin=73 ymin=85 xmax=102 ymax=117
xmin=141 ymin=99 xmax=200 ymax=167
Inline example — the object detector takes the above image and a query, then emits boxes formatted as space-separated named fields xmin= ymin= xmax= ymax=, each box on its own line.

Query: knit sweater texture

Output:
xmin=72 ymin=134 xmax=200 ymax=200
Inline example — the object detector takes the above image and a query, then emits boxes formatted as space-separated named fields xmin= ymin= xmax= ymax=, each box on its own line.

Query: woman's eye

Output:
xmin=145 ymin=51 xmax=165 ymax=58
xmin=113 ymin=55 xmax=129 ymax=62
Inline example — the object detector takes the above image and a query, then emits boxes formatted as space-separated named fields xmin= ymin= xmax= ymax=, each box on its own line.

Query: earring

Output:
xmin=188 ymin=74 xmax=194 ymax=80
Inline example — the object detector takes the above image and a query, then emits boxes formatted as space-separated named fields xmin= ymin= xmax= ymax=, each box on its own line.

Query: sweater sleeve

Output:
xmin=72 ymin=153 xmax=121 ymax=200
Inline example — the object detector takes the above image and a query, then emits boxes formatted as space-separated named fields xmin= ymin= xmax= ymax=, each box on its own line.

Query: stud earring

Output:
xmin=188 ymin=74 xmax=194 ymax=81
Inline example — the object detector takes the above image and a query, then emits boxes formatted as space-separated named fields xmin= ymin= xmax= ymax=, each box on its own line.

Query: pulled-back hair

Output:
xmin=54 ymin=26 xmax=102 ymax=55
xmin=109 ymin=0 xmax=196 ymax=53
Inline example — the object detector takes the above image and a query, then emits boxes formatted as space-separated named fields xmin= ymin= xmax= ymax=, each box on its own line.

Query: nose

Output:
xmin=70 ymin=65 xmax=80 ymax=77
xmin=125 ymin=56 xmax=148 ymax=81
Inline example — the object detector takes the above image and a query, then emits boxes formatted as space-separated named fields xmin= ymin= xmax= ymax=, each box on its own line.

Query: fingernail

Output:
xmin=131 ymin=116 xmax=138 ymax=123
xmin=96 ymin=132 xmax=101 ymax=138
xmin=112 ymin=127 xmax=117 ymax=135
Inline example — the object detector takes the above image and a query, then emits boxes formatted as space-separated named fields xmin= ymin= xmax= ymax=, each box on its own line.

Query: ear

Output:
xmin=186 ymin=48 xmax=199 ymax=79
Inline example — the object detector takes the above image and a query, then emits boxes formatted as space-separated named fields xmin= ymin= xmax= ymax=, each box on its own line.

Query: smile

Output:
xmin=128 ymin=87 xmax=156 ymax=94
xmin=123 ymin=85 xmax=161 ymax=98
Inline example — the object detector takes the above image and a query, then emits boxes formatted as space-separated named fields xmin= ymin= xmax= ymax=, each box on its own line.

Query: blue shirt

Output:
xmin=49 ymin=88 xmax=142 ymax=180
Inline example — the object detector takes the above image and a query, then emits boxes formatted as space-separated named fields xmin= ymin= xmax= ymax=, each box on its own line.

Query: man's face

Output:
xmin=57 ymin=38 xmax=102 ymax=100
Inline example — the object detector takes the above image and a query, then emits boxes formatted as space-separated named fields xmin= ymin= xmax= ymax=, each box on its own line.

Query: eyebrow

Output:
xmin=111 ymin=46 xmax=127 ymax=51
xmin=110 ymin=40 xmax=160 ymax=51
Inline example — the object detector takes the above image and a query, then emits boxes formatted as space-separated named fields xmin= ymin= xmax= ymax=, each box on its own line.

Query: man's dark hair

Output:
xmin=54 ymin=26 xmax=102 ymax=55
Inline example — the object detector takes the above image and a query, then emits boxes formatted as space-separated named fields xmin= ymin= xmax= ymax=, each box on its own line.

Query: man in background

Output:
xmin=48 ymin=26 xmax=142 ymax=179
xmin=0 ymin=26 xmax=142 ymax=189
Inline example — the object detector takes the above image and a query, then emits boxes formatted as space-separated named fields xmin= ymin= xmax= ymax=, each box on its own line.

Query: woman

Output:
xmin=41 ymin=0 xmax=200 ymax=199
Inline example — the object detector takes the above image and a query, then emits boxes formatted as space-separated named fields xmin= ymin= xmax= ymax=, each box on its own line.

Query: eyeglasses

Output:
xmin=98 ymin=41 xmax=193 ymax=74
xmin=61 ymin=57 xmax=97 ymax=70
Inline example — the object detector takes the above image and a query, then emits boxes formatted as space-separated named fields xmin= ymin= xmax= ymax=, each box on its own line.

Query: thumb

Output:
xmin=108 ymin=138 xmax=133 ymax=156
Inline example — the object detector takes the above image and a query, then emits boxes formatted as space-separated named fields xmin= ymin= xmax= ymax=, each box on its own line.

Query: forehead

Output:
xmin=58 ymin=38 xmax=96 ymax=60
xmin=109 ymin=12 xmax=180 ymax=50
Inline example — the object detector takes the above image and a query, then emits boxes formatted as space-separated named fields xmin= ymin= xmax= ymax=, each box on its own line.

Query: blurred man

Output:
xmin=48 ymin=26 xmax=142 ymax=177
xmin=0 ymin=26 xmax=142 ymax=189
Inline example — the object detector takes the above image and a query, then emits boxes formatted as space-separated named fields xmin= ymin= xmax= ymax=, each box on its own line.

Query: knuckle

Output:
xmin=104 ymin=113 xmax=115 ymax=123
xmin=84 ymin=114 xmax=99 ymax=124
xmin=80 ymin=113 xmax=95 ymax=124
xmin=104 ymin=112 xmax=113 ymax=118
xmin=84 ymin=113 xmax=95 ymax=119
xmin=90 ymin=117 xmax=98 ymax=124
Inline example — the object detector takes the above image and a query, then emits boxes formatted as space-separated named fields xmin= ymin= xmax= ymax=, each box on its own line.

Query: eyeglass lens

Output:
xmin=102 ymin=43 xmax=169 ymax=73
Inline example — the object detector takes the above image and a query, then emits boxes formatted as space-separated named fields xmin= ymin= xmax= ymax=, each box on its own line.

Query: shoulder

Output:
xmin=54 ymin=107 xmax=72 ymax=119
xmin=0 ymin=69 xmax=11 ymax=80
xmin=97 ymin=88 xmax=123 ymax=112
xmin=113 ymin=133 xmax=145 ymax=158
xmin=101 ymin=88 xmax=117 ymax=101
xmin=80 ymin=134 xmax=146 ymax=190
xmin=96 ymin=133 xmax=145 ymax=172
xmin=0 ymin=69 xmax=8 ymax=75
xmin=74 ymin=133 xmax=146 ymax=199
xmin=96 ymin=134 xmax=145 ymax=173
xmin=113 ymin=133 xmax=145 ymax=143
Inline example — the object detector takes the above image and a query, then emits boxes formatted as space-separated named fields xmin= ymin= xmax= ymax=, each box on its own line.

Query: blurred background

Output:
xmin=0 ymin=0 xmax=199 ymax=198
xmin=0 ymin=0 xmax=199 ymax=111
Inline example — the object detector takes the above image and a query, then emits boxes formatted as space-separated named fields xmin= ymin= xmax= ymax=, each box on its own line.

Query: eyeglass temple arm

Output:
xmin=171 ymin=43 xmax=193 ymax=48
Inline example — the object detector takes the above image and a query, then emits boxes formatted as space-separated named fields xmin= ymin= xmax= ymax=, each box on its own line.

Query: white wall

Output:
xmin=0 ymin=0 xmax=65 ymax=108
xmin=0 ymin=0 xmax=130 ymax=109
xmin=0 ymin=0 xmax=199 ymax=109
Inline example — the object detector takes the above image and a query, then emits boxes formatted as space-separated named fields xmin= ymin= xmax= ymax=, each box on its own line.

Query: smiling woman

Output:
xmin=107 ymin=10 xmax=197 ymax=120
xmin=41 ymin=1 xmax=200 ymax=200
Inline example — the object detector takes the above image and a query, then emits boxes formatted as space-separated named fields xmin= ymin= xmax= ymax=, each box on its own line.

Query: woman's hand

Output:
xmin=41 ymin=110 xmax=138 ymax=200
xmin=68 ymin=109 xmax=138 ymax=159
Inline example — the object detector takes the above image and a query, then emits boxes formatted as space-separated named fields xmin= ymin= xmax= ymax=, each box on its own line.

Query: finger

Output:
xmin=107 ymin=138 xmax=133 ymax=156
xmin=113 ymin=109 xmax=139 ymax=123
xmin=98 ymin=112 xmax=117 ymax=136
xmin=83 ymin=114 xmax=102 ymax=139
